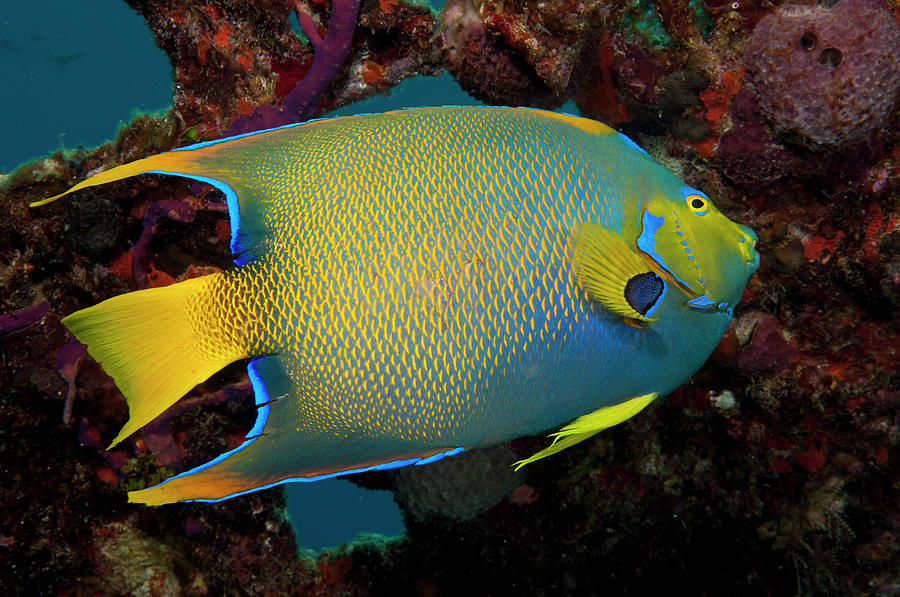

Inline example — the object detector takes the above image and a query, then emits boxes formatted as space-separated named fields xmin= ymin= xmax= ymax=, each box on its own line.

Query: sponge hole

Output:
xmin=800 ymin=32 xmax=817 ymax=51
xmin=818 ymin=47 xmax=843 ymax=68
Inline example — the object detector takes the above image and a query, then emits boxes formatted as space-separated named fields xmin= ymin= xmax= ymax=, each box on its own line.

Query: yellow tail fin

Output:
xmin=64 ymin=274 xmax=250 ymax=448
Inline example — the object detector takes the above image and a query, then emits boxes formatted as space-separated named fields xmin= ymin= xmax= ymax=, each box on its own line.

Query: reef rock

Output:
xmin=390 ymin=444 xmax=524 ymax=522
xmin=441 ymin=0 xmax=621 ymax=107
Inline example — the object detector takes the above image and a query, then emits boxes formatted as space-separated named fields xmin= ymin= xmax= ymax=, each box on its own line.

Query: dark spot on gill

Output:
xmin=625 ymin=272 xmax=665 ymax=316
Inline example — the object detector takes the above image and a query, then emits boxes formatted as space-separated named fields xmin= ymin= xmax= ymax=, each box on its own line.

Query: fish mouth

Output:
xmin=738 ymin=225 xmax=761 ymax=271
xmin=682 ymin=226 xmax=759 ymax=314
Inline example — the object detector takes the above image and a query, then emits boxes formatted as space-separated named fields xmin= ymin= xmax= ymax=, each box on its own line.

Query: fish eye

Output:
xmin=686 ymin=194 xmax=708 ymax=215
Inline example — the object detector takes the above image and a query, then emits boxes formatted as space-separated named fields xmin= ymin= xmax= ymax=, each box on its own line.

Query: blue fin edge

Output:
xmin=187 ymin=446 xmax=468 ymax=504
xmin=170 ymin=105 xmax=643 ymax=160
xmin=616 ymin=130 xmax=650 ymax=157
xmin=146 ymin=170 xmax=251 ymax=265
xmin=642 ymin=278 xmax=667 ymax=319
xmin=133 ymin=357 xmax=271 ymax=501
xmin=137 ymin=357 xmax=467 ymax=504
xmin=171 ymin=120 xmax=311 ymax=153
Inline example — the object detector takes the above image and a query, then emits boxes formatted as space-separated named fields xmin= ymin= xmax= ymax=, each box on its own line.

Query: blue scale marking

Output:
xmin=678 ymin=189 xmax=712 ymax=286
xmin=687 ymin=295 xmax=717 ymax=310
xmin=637 ymin=211 xmax=692 ymax=290
xmin=146 ymin=170 xmax=248 ymax=264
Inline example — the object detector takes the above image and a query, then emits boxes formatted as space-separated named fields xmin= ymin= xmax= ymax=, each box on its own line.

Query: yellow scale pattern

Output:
xmin=197 ymin=109 xmax=617 ymax=446
xmin=186 ymin=264 xmax=279 ymax=367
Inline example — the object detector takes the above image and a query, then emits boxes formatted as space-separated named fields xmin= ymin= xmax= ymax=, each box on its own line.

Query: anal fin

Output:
xmin=128 ymin=355 xmax=466 ymax=505
xmin=513 ymin=392 xmax=659 ymax=470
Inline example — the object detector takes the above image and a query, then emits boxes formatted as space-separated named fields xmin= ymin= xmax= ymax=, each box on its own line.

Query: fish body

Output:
xmin=36 ymin=107 xmax=759 ymax=504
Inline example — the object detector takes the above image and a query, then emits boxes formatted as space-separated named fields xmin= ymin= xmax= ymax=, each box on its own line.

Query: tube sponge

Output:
xmin=747 ymin=0 xmax=900 ymax=149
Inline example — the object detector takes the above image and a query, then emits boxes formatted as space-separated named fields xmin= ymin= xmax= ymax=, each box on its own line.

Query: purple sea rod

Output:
xmin=227 ymin=0 xmax=361 ymax=135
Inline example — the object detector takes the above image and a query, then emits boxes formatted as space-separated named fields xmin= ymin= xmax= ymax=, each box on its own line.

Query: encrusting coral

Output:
xmin=441 ymin=0 xmax=626 ymax=107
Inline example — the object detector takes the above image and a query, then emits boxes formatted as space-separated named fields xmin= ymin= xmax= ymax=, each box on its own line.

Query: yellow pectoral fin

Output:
xmin=568 ymin=222 xmax=665 ymax=322
xmin=513 ymin=392 xmax=659 ymax=471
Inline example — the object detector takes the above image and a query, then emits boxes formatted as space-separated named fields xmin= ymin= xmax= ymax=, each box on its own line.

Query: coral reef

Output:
xmin=747 ymin=0 xmax=900 ymax=149
xmin=2 ymin=0 xmax=900 ymax=595
xmin=441 ymin=0 xmax=557 ymax=107
xmin=442 ymin=0 xmax=628 ymax=107
xmin=227 ymin=0 xmax=362 ymax=134
xmin=125 ymin=0 xmax=441 ymax=141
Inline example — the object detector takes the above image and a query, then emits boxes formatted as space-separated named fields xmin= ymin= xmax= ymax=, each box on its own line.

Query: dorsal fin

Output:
xmin=29 ymin=123 xmax=324 ymax=263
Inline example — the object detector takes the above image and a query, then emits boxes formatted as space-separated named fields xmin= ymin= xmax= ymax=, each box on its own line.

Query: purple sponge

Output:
xmin=747 ymin=0 xmax=900 ymax=149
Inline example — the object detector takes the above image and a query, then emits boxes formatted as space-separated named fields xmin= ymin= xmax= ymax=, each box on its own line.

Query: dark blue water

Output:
xmin=1 ymin=0 xmax=479 ymax=552
xmin=0 ymin=1 xmax=171 ymax=172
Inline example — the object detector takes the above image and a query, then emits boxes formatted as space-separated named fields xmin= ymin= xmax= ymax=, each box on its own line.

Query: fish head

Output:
xmin=636 ymin=187 xmax=759 ymax=314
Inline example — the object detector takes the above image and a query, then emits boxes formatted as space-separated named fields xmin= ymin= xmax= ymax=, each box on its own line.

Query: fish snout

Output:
xmin=688 ymin=223 xmax=759 ymax=314
xmin=737 ymin=224 xmax=760 ymax=271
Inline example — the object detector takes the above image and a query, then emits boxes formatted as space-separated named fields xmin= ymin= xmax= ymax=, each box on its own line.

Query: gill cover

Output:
xmin=636 ymin=188 xmax=759 ymax=312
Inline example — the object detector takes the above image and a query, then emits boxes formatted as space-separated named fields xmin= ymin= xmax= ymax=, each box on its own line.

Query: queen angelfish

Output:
xmin=33 ymin=106 xmax=759 ymax=505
